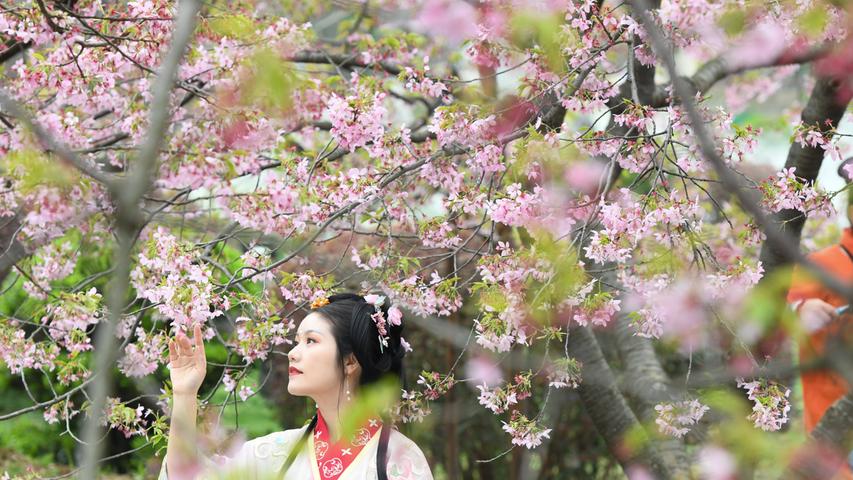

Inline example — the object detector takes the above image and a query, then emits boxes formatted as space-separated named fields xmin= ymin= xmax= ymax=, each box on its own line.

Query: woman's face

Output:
xmin=287 ymin=313 xmax=344 ymax=398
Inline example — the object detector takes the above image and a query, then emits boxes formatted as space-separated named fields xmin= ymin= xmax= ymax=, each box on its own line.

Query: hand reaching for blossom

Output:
xmin=168 ymin=323 xmax=207 ymax=396
xmin=797 ymin=299 xmax=838 ymax=334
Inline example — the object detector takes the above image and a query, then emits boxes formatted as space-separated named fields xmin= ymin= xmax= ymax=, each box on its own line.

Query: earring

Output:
xmin=346 ymin=383 xmax=352 ymax=402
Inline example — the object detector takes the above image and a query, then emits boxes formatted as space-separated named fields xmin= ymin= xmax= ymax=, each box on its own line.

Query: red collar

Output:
xmin=312 ymin=410 xmax=382 ymax=479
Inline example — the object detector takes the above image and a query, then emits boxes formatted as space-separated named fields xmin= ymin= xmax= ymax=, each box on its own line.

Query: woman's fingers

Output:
xmin=178 ymin=331 xmax=193 ymax=353
xmin=193 ymin=323 xmax=203 ymax=350
xmin=171 ymin=326 xmax=206 ymax=364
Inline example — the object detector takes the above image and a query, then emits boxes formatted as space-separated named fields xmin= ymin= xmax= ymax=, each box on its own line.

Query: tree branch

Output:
xmin=648 ymin=44 xmax=831 ymax=108
xmin=77 ymin=0 xmax=202 ymax=476
xmin=0 ymin=88 xmax=117 ymax=187
xmin=288 ymin=50 xmax=404 ymax=76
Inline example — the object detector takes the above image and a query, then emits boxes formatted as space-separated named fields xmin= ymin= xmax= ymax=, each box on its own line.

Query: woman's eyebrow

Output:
xmin=296 ymin=329 xmax=324 ymax=338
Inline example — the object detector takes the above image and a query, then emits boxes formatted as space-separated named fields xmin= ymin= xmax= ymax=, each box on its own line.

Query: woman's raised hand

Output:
xmin=168 ymin=323 xmax=207 ymax=396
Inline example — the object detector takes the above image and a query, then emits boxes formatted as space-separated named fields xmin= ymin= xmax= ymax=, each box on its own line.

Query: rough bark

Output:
xmin=613 ymin=316 xmax=691 ymax=478
xmin=784 ymin=392 xmax=853 ymax=479
xmin=568 ymin=325 xmax=675 ymax=478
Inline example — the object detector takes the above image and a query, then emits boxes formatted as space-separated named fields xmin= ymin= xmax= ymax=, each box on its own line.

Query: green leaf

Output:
xmin=508 ymin=12 xmax=565 ymax=74
xmin=208 ymin=14 xmax=255 ymax=40
xmin=798 ymin=7 xmax=828 ymax=36
xmin=718 ymin=10 xmax=747 ymax=36
xmin=1 ymin=149 xmax=77 ymax=193
xmin=244 ymin=47 xmax=303 ymax=114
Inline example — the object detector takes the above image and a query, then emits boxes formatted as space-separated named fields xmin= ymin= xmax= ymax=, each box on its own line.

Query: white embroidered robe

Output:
xmin=158 ymin=425 xmax=433 ymax=480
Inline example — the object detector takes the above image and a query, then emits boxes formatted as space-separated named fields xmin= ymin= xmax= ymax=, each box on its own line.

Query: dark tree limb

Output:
xmin=649 ymin=44 xmax=831 ymax=108
xmin=0 ymin=40 xmax=30 ymax=64
xmin=758 ymin=77 xmax=850 ymax=276
xmin=0 ymin=214 xmax=27 ymax=286
xmin=289 ymin=50 xmax=404 ymax=76
xmin=568 ymin=325 xmax=675 ymax=478
xmin=613 ymin=315 xmax=691 ymax=477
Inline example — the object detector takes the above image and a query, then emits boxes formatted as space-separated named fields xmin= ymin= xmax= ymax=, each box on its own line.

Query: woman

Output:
xmin=160 ymin=293 xmax=433 ymax=479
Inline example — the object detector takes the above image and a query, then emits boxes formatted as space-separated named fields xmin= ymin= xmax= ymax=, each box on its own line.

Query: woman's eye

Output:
xmin=306 ymin=338 xmax=316 ymax=344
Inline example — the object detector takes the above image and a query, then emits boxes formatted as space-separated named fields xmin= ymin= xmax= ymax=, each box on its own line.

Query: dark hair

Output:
xmin=314 ymin=293 xmax=406 ymax=389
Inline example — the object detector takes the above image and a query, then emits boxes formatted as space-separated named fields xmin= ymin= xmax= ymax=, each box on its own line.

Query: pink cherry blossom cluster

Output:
xmin=474 ymin=308 xmax=530 ymax=353
xmin=279 ymin=272 xmax=332 ymax=307
xmin=0 ymin=322 xmax=59 ymax=375
xmin=546 ymin=357 xmax=582 ymax=389
xmin=221 ymin=370 xmax=256 ymax=400
xmin=419 ymin=218 xmax=462 ymax=249
xmin=238 ymin=385 xmax=255 ymax=401
xmin=21 ymin=186 xmax=99 ymax=246
xmin=585 ymin=189 xmax=702 ymax=264
xmin=23 ymin=241 xmax=78 ymax=300
xmin=99 ymin=397 xmax=151 ymax=439
xmin=737 ymin=378 xmax=791 ymax=432
xmin=43 ymin=399 xmax=78 ymax=426
xmin=403 ymin=57 xmax=449 ymax=100
xmin=395 ymin=389 xmax=431 ymax=424
xmin=218 ymin=173 xmax=301 ymax=237
xmin=466 ymin=39 xmax=504 ymax=69
xmin=477 ymin=242 xmax=551 ymax=290
xmin=240 ymin=248 xmax=277 ymax=284
xmin=222 ymin=371 xmax=238 ymax=394
xmin=612 ymin=103 xmax=656 ymax=134
xmin=130 ymin=227 xmax=222 ymax=332
xmin=476 ymin=371 xmax=533 ymax=414
xmin=118 ymin=328 xmax=168 ymax=378
xmin=621 ymin=258 xmax=763 ymax=344
xmin=793 ymin=124 xmax=843 ymax=163
xmin=654 ymin=398 xmax=710 ymax=438
xmin=759 ymin=167 xmax=835 ymax=218
xmin=41 ymin=288 xmax=103 ymax=354
xmin=325 ymin=76 xmax=388 ymax=152
xmin=429 ymin=106 xmax=497 ymax=148
xmin=572 ymin=292 xmax=621 ymax=328
xmin=351 ymin=246 xmax=389 ymax=271
xmin=467 ymin=144 xmax=506 ymax=175
xmin=383 ymin=273 xmax=463 ymax=318
xmin=416 ymin=371 xmax=456 ymax=401
xmin=487 ymin=184 xmax=544 ymax=228
xmin=562 ymin=73 xmax=622 ymax=113
xmin=501 ymin=410 xmax=552 ymax=449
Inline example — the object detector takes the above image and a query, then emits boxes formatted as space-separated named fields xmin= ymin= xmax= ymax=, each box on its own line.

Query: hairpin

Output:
xmin=364 ymin=294 xmax=389 ymax=353
xmin=310 ymin=296 xmax=330 ymax=309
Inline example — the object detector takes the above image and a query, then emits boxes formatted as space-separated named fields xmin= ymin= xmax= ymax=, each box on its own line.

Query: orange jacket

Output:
xmin=787 ymin=228 xmax=853 ymax=478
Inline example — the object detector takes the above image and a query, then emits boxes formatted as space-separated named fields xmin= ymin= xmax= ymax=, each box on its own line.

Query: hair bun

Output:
xmin=318 ymin=293 xmax=406 ymax=387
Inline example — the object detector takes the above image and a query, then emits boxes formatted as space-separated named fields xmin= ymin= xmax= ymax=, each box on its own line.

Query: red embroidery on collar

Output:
xmin=314 ymin=411 xmax=382 ymax=480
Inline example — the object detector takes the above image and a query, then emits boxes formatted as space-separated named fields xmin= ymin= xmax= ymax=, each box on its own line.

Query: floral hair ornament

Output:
xmin=310 ymin=296 xmax=330 ymax=309
xmin=363 ymin=294 xmax=404 ymax=354
xmin=363 ymin=294 xmax=389 ymax=353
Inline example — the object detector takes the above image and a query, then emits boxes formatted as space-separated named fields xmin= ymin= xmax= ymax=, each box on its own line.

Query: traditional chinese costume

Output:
xmin=158 ymin=411 xmax=433 ymax=480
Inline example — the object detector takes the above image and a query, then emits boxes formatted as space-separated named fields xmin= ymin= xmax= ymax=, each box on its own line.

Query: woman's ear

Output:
xmin=344 ymin=353 xmax=361 ymax=378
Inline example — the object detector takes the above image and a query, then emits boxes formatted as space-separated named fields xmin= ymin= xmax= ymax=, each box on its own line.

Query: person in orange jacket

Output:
xmin=786 ymin=159 xmax=853 ymax=478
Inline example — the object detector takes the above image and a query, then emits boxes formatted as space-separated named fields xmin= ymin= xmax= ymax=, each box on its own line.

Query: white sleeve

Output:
xmin=157 ymin=445 xmax=251 ymax=480
xmin=385 ymin=431 xmax=434 ymax=480
xmin=158 ymin=430 xmax=305 ymax=480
